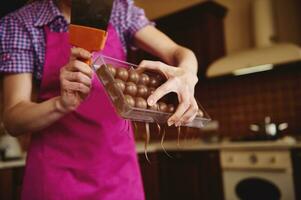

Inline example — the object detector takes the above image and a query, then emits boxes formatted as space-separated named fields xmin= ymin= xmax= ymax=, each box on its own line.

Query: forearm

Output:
xmin=134 ymin=26 xmax=198 ymax=75
xmin=3 ymin=97 xmax=65 ymax=136
xmin=171 ymin=46 xmax=198 ymax=75
xmin=134 ymin=26 xmax=201 ymax=125
xmin=2 ymin=48 xmax=92 ymax=136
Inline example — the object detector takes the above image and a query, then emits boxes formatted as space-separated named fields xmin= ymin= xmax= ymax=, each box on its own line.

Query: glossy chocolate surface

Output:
xmin=135 ymin=97 xmax=147 ymax=109
xmin=114 ymin=79 xmax=125 ymax=92
xmin=128 ymin=70 xmax=139 ymax=83
xmin=116 ymin=68 xmax=129 ymax=81
xmin=137 ymin=85 xmax=149 ymax=98
xmin=138 ymin=74 xmax=150 ymax=85
xmin=125 ymin=82 xmax=138 ymax=96
xmin=124 ymin=95 xmax=135 ymax=107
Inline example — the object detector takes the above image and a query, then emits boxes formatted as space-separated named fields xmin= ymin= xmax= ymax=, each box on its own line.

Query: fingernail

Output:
xmin=168 ymin=120 xmax=174 ymax=126
xmin=175 ymin=121 xmax=181 ymax=127
xmin=198 ymin=110 xmax=204 ymax=117
xmin=148 ymin=98 xmax=154 ymax=106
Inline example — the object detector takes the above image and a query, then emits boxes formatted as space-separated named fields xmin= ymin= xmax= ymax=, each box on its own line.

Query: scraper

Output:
xmin=69 ymin=0 xmax=114 ymax=54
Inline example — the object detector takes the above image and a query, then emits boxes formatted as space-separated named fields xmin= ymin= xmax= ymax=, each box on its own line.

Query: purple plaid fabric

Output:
xmin=0 ymin=0 xmax=153 ymax=80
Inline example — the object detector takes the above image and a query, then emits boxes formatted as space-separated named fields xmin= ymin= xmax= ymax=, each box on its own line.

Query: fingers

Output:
xmin=63 ymin=71 xmax=92 ymax=88
xmin=179 ymin=99 xmax=199 ymax=126
xmin=137 ymin=60 xmax=200 ymax=126
xmin=60 ymin=90 xmax=79 ymax=109
xmin=60 ymin=58 xmax=93 ymax=98
xmin=61 ymin=79 xmax=90 ymax=95
xmin=66 ymin=60 xmax=93 ymax=78
xmin=137 ymin=60 xmax=172 ymax=77
xmin=167 ymin=89 xmax=190 ymax=126
xmin=70 ymin=47 xmax=91 ymax=61
xmin=198 ymin=110 xmax=204 ymax=117
xmin=58 ymin=48 xmax=92 ymax=111
xmin=147 ymin=81 xmax=174 ymax=106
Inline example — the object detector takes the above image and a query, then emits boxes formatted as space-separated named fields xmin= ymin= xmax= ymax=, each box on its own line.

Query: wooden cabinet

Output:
xmin=139 ymin=150 xmax=224 ymax=200
xmin=128 ymin=2 xmax=227 ymax=140
xmin=0 ymin=167 xmax=24 ymax=200
xmin=0 ymin=169 xmax=13 ymax=200
xmin=292 ymin=148 xmax=301 ymax=200
xmin=158 ymin=150 xmax=224 ymax=200
xmin=128 ymin=1 xmax=227 ymax=79
xmin=1 ymin=151 xmax=224 ymax=200
xmin=138 ymin=153 xmax=160 ymax=200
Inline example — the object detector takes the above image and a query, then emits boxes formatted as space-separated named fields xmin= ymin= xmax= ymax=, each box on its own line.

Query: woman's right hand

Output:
xmin=56 ymin=47 xmax=93 ymax=113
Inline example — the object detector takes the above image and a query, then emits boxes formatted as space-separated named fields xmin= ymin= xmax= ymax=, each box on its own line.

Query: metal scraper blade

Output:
xmin=71 ymin=0 xmax=114 ymax=31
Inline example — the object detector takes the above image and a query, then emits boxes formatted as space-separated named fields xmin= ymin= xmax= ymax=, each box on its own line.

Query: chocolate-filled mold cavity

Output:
xmin=148 ymin=103 xmax=159 ymax=111
xmin=137 ymin=85 xmax=148 ymax=98
xmin=167 ymin=104 xmax=175 ymax=113
xmin=148 ymin=87 xmax=156 ymax=97
xmin=155 ymin=73 xmax=165 ymax=82
xmin=116 ymin=68 xmax=129 ymax=81
xmin=114 ymin=79 xmax=125 ymax=92
xmin=135 ymin=97 xmax=147 ymax=109
xmin=149 ymin=76 xmax=161 ymax=87
xmin=138 ymin=74 xmax=150 ymax=86
xmin=158 ymin=102 xmax=168 ymax=112
xmin=124 ymin=95 xmax=135 ymax=107
xmin=128 ymin=69 xmax=140 ymax=83
xmin=93 ymin=54 xmax=211 ymax=128
xmin=125 ymin=82 xmax=138 ymax=96
xmin=107 ymin=64 xmax=116 ymax=77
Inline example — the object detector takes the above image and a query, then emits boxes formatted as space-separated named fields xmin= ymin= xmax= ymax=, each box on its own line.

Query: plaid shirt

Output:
xmin=0 ymin=0 xmax=153 ymax=80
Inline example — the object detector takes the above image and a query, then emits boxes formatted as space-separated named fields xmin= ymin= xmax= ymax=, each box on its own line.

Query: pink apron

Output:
xmin=21 ymin=24 xmax=145 ymax=200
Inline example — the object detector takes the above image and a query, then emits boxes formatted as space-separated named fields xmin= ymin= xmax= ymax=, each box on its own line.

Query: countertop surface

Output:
xmin=136 ymin=137 xmax=301 ymax=153
xmin=0 ymin=158 xmax=26 ymax=170
xmin=1 ymin=137 xmax=301 ymax=169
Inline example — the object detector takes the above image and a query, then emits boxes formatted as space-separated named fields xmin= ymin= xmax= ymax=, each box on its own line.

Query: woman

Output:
xmin=0 ymin=0 xmax=200 ymax=199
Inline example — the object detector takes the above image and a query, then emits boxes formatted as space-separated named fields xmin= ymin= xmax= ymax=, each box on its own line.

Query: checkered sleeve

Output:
xmin=114 ymin=0 xmax=155 ymax=48
xmin=0 ymin=15 xmax=34 ymax=74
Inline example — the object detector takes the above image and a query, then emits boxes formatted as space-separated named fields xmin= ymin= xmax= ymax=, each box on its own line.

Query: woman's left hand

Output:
xmin=137 ymin=60 xmax=203 ymax=127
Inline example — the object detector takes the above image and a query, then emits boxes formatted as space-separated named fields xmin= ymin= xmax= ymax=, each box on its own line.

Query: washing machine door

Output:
xmin=236 ymin=177 xmax=281 ymax=200
xmin=223 ymin=171 xmax=295 ymax=200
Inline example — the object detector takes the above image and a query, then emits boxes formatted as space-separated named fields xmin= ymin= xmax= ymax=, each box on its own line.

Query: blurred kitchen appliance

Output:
xmin=249 ymin=116 xmax=288 ymax=138
xmin=221 ymin=149 xmax=295 ymax=200
xmin=207 ymin=0 xmax=301 ymax=77
xmin=0 ymin=123 xmax=22 ymax=161
xmin=230 ymin=117 xmax=288 ymax=142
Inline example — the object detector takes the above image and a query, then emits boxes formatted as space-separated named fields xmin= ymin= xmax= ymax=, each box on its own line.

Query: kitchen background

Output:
xmin=1 ymin=0 xmax=301 ymax=200
xmin=132 ymin=0 xmax=301 ymax=139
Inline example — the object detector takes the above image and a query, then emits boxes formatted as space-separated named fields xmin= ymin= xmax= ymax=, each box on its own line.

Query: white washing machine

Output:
xmin=221 ymin=149 xmax=295 ymax=200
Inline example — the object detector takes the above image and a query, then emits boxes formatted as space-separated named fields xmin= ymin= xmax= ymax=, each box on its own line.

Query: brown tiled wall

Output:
xmin=2 ymin=64 xmax=301 ymax=145
xmin=196 ymin=63 xmax=301 ymax=138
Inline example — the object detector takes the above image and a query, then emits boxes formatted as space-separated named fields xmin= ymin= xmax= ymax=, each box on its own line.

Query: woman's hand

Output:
xmin=2 ymin=48 xmax=93 ymax=135
xmin=137 ymin=60 xmax=203 ymax=127
xmin=56 ymin=47 xmax=93 ymax=113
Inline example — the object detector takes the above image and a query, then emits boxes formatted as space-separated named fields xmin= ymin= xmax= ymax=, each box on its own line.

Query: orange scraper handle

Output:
xmin=69 ymin=24 xmax=108 ymax=65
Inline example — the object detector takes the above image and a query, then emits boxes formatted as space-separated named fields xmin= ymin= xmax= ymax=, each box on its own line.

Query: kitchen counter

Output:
xmin=136 ymin=139 xmax=220 ymax=153
xmin=0 ymin=159 xmax=26 ymax=170
xmin=0 ymin=152 xmax=26 ymax=170
xmin=1 ymin=138 xmax=301 ymax=169
xmin=136 ymin=137 xmax=301 ymax=153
